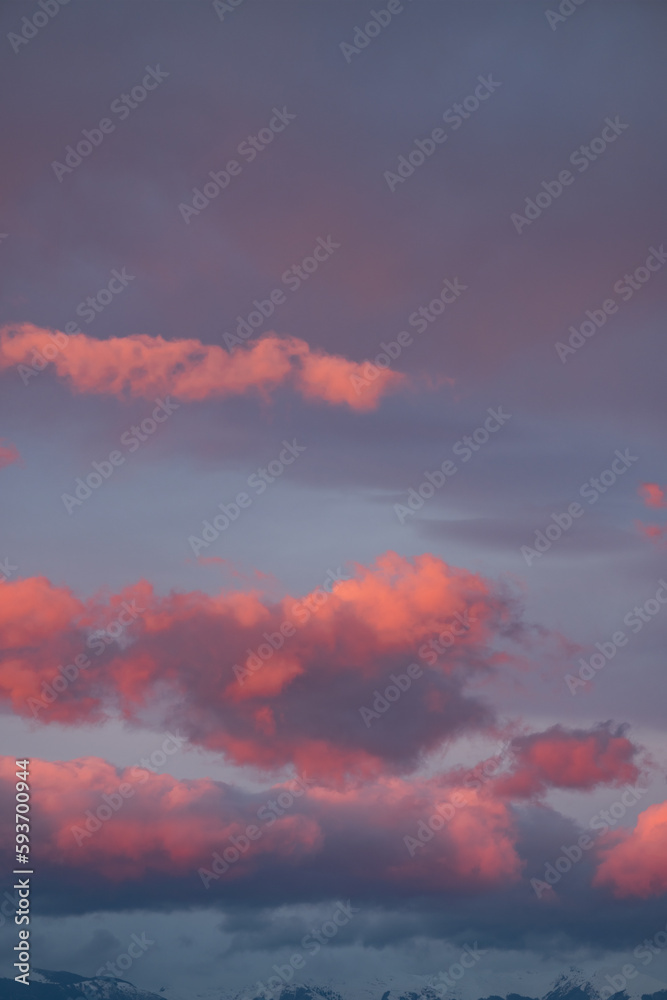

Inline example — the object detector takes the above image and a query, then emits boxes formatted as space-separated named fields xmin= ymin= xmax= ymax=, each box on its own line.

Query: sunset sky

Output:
xmin=1 ymin=1 xmax=666 ymax=996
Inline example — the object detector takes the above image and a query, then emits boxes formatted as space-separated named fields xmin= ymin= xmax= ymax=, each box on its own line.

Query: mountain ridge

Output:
xmin=1 ymin=968 xmax=667 ymax=1000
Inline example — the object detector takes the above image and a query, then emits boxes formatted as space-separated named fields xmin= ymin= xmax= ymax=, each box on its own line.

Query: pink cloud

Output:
xmin=0 ymin=440 xmax=20 ymax=468
xmin=0 ymin=553 xmax=531 ymax=779
xmin=0 ymin=323 xmax=404 ymax=410
xmin=636 ymin=521 xmax=667 ymax=545
xmin=0 ymin=556 xmax=640 ymax=793
xmin=0 ymin=755 xmax=522 ymax=893
xmin=593 ymin=800 xmax=667 ymax=898
xmin=493 ymin=725 xmax=641 ymax=799
xmin=639 ymin=483 xmax=667 ymax=509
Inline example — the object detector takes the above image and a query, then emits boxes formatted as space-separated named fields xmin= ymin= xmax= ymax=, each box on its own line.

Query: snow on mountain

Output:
xmin=2 ymin=968 xmax=667 ymax=1000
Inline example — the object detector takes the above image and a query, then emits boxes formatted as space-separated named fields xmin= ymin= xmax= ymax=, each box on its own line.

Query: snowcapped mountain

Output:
xmin=0 ymin=967 xmax=166 ymax=1000
xmin=2 ymin=969 xmax=667 ymax=1000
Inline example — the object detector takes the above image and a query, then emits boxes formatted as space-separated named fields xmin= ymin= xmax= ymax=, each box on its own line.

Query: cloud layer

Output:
xmin=0 ymin=732 xmax=653 ymax=922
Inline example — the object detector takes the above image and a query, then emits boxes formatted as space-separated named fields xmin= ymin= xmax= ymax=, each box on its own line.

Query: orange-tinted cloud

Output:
xmin=0 ymin=440 xmax=20 ymax=468
xmin=0 ymin=323 xmax=404 ymax=410
xmin=593 ymin=800 xmax=667 ymax=898
xmin=1 ymin=556 xmax=636 ymax=791
xmin=0 ymin=755 xmax=521 ymax=897
xmin=0 ymin=575 xmax=154 ymax=724
xmin=493 ymin=725 xmax=641 ymax=799
xmin=639 ymin=483 xmax=667 ymax=509
xmin=0 ymin=553 xmax=533 ymax=779
xmin=0 ymin=755 xmax=322 ymax=883
xmin=2 ymin=743 xmax=648 ymax=913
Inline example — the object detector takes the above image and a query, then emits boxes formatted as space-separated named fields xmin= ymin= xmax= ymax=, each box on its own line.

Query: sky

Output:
xmin=1 ymin=0 xmax=667 ymax=996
